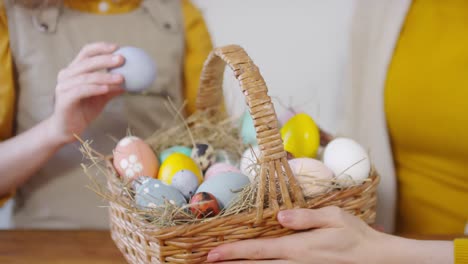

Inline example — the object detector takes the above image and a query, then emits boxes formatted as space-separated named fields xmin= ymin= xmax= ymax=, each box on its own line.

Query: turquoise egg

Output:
xmin=196 ymin=172 xmax=250 ymax=209
xmin=159 ymin=146 xmax=192 ymax=164
xmin=135 ymin=178 xmax=187 ymax=209
xmin=240 ymin=111 xmax=257 ymax=146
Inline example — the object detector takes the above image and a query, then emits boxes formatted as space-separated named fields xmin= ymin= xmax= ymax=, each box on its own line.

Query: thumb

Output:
xmin=277 ymin=206 xmax=345 ymax=230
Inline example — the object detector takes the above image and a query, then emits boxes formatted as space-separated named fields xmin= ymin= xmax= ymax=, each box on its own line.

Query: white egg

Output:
xmin=110 ymin=46 xmax=157 ymax=92
xmin=323 ymin=138 xmax=371 ymax=187
xmin=240 ymin=146 xmax=261 ymax=183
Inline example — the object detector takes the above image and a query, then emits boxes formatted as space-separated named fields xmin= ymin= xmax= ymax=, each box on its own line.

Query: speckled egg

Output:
xmin=159 ymin=146 xmax=192 ymax=164
xmin=171 ymin=170 xmax=199 ymax=199
xmin=113 ymin=136 xmax=159 ymax=181
xmin=189 ymin=192 xmax=221 ymax=218
xmin=204 ymin=163 xmax=241 ymax=181
xmin=196 ymin=172 xmax=250 ymax=209
xmin=239 ymin=146 xmax=261 ymax=182
xmin=158 ymin=153 xmax=203 ymax=185
xmin=191 ymin=143 xmax=216 ymax=171
xmin=135 ymin=178 xmax=186 ymax=209
xmin=288 ymin=158 xmax=334 ymax=197
xmin=323 ymin=138 xmax=371 ymax=187
xmin=240 ymin=111 xmax=257 ymax=146
xmin=110 ymin=46 xmax=157 ymax=92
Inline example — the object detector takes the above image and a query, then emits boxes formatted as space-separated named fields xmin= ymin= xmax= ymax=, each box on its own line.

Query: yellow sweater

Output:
xmin=385 ymin=0 xmax=468 ymax=262
xmin=0 ymin=0 xmax=212 ymax=204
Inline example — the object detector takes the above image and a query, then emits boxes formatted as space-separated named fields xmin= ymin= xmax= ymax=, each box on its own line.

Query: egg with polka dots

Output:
xmin=191 ymin=143 xmax=216 ymax=171
xmin=135 ymin=178 xmax=186 ymax=209
xmin=113 ymin=136 xmax=159 ymax=181
xmin=171 ymin=170 xmax=199 ymax=199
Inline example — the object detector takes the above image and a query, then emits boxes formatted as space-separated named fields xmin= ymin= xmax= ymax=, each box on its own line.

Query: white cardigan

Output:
xmin=338 ymin=0 xmax=412 ymax=233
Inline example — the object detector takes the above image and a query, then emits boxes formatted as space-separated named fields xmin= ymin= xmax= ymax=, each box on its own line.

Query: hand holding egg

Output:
xmin=110 ymin=46 xmax=157 ymax=92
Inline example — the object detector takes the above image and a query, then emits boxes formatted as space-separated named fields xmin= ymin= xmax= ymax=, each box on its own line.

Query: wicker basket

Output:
xmin=107 ymin=45 xmax=379 ymax=264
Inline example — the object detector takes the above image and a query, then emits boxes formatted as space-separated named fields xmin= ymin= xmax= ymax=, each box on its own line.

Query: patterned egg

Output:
xmin=171 ymin=170 xmax=199 ymax=199
xmin=204 ymin=163 xmax=241 ymax=181
xmin=135 ymin=178 xmax=186 ymax=209
xmin=240 ymin=111 xmax=257 ymax=146
xmin=159 ymin=153 xmax=203 ymax=185
xmin=113 ymin=136 xmax=159 ymax=181
xmin=189 ymin=192 xmax=221 ymax=218
xmin=323 ymin=138 xmax=371 ymax=187
xmin=159 ymin=146 xmax=192 ymax=164
xmin=240 ymin=146 xmax=261 ymax=182
xmin=191 ymin=143 xmax=216 ymax=171
xmin=110 ymin=46 xmax=157 ymax=92
xmin=215 ymin=150 xmax=239 ymax=166
xmin=288 ymin=158 xmax=334 ymax=197
xmin=196 ymin=172 xmax=250 ymax=209
xmin=280 ymin=113 xmax=320 ymax=158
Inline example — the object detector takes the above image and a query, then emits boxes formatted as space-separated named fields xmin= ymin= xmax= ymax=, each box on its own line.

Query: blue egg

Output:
xmin=159 ymin=146 xmax=192 ymax=164
xmin=171 ymin=170 xmax=199 ymax=199
xmin=240 ymin=111 xmax=257 ymax=146
xmin=196 ymin=172 xmax=250 ymax=209
xmin=110 ymin=46 xmax=157 ymax=92
xmin=135 ymin=178 xmax=186 ymax=209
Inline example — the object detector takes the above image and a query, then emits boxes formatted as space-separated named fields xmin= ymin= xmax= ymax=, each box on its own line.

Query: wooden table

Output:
xmin=0 ymin=230 xmax=465 ymax=264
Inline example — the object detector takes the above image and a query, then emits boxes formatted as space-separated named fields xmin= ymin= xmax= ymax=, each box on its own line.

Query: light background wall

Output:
xmin=0 ymin=1 xmax=355 ymax=228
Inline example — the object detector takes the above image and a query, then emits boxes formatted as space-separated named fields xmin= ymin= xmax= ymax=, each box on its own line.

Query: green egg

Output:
xmin=159 ymin=146 xmax=192 ymax=164
xmin=240 ymin=111 xmax=257 ymax=146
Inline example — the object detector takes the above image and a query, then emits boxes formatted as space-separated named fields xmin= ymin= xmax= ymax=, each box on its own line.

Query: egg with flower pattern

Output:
xmin=113 ymin=136 xmax=159 ymax=181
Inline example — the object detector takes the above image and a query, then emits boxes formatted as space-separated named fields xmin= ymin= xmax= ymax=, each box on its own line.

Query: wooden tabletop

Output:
xmin=0 ymin=230 xmax=465 ymax=264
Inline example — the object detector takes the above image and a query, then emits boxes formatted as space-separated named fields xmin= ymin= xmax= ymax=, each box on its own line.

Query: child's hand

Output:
xmin=49 ymin=42 xmax=125 ymax=144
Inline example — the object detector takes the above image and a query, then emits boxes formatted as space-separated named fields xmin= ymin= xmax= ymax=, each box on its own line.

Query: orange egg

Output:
xmin=189 ymin=192 xmax=220 ymax=218
xmin=113 ymin=136 xmax=159 ymax=181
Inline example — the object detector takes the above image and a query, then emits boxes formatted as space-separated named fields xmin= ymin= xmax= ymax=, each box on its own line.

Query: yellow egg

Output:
xmin=158 ymin=153 xmax=203 ymax=185
xmin=280 ymin=113 xmax=320 ymax=158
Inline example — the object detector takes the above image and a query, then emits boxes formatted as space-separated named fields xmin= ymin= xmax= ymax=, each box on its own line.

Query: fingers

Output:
xmin=59 ymin=72 xmax=124 ymax=90
xmin=59 ymin=55 xmax=124 ymax=81
xmin=277 ymin=206 xmax=346 ymax=230
xmin=70 ymin=42 xmax=118 ymax=65
xmin=207 ymin=238 xmax=288 ymax=262
xmin=214 ymin=261 xmax=287 ymax=264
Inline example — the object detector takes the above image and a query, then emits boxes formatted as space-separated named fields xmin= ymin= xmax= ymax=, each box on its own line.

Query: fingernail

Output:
xmin=207 ymin=252 xmax=220 ymax=262
xmin=278 ymin=211 xmax=292 ymax=223
xmin=108 ymin=44 xmax=117 ymax=50
xmin=112 ymin=55 xmax=121 ymax=62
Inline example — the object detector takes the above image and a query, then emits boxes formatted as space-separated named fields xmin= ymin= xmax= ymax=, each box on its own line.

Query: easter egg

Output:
xmin=159 ymin=146 xmax=192 ymax=164
xmin=196 ymin=172 xmax=250 ymax=209
xmin=240 ymin=111 xmax=257 ymax=146
xmin=323 ymin=138 xmax=371 ymax=187
xmin=240 ymin=146 xmax=261 ymax=182
xmin=110 ymin=46 xmax=157 ymax=92
xmin=279 ymin=107 xmax=302 ymax=126
xmin=288 ymin=158 xmax=334 ymax=197
xmin=135 ymin=178 xmax=186 ymax=209
xmin=280 ymin=113 xmax=320 ymax=158
xmin=191 ymin=143 xmax=216 ymax=171
xmin=159 ymin=153 xmax=203 ymax=185
xmin=204 ymin=163 xmax=241 ymax=181
xmin=171 ymin=170 xmax=199 ymax=199
xmin=215 ymin=150 xmax=239 ymax=166
xmin=189 ymin=192 xmax=221 ymax=218
xmin=113 ymin=136 xmax=159 ymax=181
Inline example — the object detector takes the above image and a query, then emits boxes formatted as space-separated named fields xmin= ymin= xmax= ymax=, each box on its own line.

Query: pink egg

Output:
xmin=288 ymin=158 xmax=334 ymax=197
xmin=113 ymin=136 xmax=159 ymax=181
xmin=204 ymin=163 xmax=240 ymax=181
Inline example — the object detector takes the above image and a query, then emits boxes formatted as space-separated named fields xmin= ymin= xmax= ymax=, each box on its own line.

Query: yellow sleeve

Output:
xmin=455 ymin=239 xmax=468 ymax=264
xmin=0 ymin=3 xmax=16 ymax=206
xmin=181 ymin=0 xmax=213 ymax=115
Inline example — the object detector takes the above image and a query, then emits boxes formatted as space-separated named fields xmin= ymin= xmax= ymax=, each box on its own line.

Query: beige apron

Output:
xmin=4 ymin=0 xmax=185 ymax=229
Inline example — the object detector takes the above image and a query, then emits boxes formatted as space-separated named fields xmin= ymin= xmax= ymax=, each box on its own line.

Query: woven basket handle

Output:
xmin=196 ymin=45 xmax=306 ymax=222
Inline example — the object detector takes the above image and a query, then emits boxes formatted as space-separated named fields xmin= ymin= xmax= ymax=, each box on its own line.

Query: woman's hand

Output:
xmin=207 ymin=207 xmax=454 ymax=264
xmin=48 ymin=42 xmax=125 ymax=144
